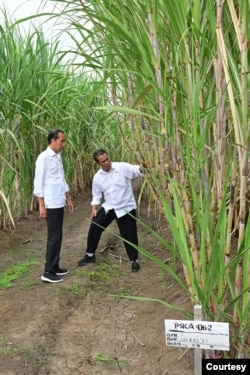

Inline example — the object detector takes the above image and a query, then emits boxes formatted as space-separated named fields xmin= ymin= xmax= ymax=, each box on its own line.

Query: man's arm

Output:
xmin=66 ymin=191 xmax=74 ymax=214
xmin=37 ymin=197 xmax=47 ymax=219
xmin=139 ymin=160 xmax=147 ymax=173
xmin=90 ymin=205 xmax=98 ymax=220
xmin=90 ymin=174 xmax=102 ymax=217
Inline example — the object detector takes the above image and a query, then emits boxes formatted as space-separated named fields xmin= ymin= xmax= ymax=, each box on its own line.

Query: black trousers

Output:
xmin=45 ymin=207 xmax=64 ymax=273
xmin=86 ymin=208 xmax=139 ymax=261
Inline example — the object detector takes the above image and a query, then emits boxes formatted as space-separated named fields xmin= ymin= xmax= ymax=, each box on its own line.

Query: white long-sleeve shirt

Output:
xmin=33 ymin=146 xmax=69 ymax=208
xmin=91 ymin=162 xmax=143 ymax=218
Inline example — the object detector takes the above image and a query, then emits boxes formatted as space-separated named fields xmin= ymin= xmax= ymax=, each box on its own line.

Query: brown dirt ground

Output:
xmin=0 ymin=182 xmax=194 ymax=375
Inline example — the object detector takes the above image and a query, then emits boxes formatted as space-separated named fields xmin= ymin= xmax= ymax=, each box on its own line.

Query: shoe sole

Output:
xmin=41 ymin=275 xmax=63 ymax=283
xmin=56 ymin=271 xmax=69 ymax=276
xmin=78 ymin=258 xmax=96 ymax=266
xmin=78 ymin=262 xmax=95 ymax=266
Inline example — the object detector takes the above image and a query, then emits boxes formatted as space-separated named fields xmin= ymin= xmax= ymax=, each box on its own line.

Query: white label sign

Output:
xmin=164 ymin=319 xmax=229 ymax=350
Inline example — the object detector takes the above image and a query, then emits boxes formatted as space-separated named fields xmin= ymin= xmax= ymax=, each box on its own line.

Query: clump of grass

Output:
xmin=0 ymin=259 xmax=39 ymax=288
xmin=74 ymin=263 xmax=121 ymax=282
xmin=2 ymin=346 xmax=17 ymax=356
xmin=64 ymin=282 xmax=86 ymax=297
xmin=87 ymin=263 xmax=121 ymax=283
xmin=117 ymin=287 xmax=130 ymax=296
xmin=74 ymin=263 xmax=122 ymax=293
xmin=1 ymin=341 xmax=55 ymax=367
xmin=92 ymin=353 xmax=129 ymax=367
xmin=20 ymin=280 xmax=41 ymax=290
xmin=0 ymin=334 xmax=4 ymax=344
xmin=20 ymin=344 xmax=56 ymax=367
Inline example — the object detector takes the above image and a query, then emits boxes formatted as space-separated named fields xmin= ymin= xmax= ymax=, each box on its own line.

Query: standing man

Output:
xmin=78 ymin=149 xmax=143 ymax=272
xmin=33 ymin=129 xmax=74 ymax=283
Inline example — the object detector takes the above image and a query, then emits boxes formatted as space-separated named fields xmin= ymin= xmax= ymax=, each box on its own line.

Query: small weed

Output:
xmin=74 ymin=263 xmax=121 ymax=286
xmin=0 ymin=259 xmax=39 ymax=288
xmin=74 ymin=263 xmax=123 ymax=293
xmin=86 ymin=263 xmax=120 ymax=281
xmin=74 ymin=269 xmax=87 ymax=276
xmin=3 ymin=345 xmax=19 ymax=356
xmin=93 ymin=353 xmax=118 ymax=364
xmin=0 ymin=334 xmax=4 ymax=344
xmin=64 ymin=282 xmax=85 ymax=297
xmin=20 ymin=279 xmax=41 ymax=290
xmin=2 ymin=342 xmax=55 ymax=367
xmin=17 ymin=344 xmax=55 ymax=366
xmin=92 ymin=353 xmax=129 ymax=367
xmin=117 ymin=287 xmax=129 ymax=296
xmin=55 ymin=287 xmax=61 ymax=297
xmin=71 ymin=269 xmax=88 ymax=276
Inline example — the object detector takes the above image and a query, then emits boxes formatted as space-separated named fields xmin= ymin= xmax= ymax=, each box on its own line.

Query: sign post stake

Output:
xmin=194 ymin=305 xmax=202 ymax=375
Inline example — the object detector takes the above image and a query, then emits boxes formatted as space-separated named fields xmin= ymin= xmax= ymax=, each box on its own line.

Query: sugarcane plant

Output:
xmin=54 ymin=0 xmax=250 ymax=357
xmin=0 ymin=10 xmax=120 ymax=227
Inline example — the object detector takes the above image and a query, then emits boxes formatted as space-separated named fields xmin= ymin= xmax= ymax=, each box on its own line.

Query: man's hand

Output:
xmin=39 ymin=205 xmax=47 ymax=219
xmin=139 ymin=160 xmax=147 ymax=173
xmin=90 ymin=206 xmax=98 ymax=220
xmin=66 ymin=194 xmax=74 ymax=214
xmin=37 ymin=197 xmax=47 ymax=219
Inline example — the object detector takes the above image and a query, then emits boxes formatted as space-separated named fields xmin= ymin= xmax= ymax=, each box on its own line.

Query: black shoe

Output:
xmin=78 ymin=254 xmax=96 ymax=266
xmin=41 ymin=272 xmax=63 ymax=283
xmin=132 ymin=261 xmax=140 ymax=272
xmin=56 ymin=268 xmax=69 ymax=276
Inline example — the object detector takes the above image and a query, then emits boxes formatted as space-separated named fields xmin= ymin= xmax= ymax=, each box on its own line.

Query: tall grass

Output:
xmin=0 ymin=12 xmax=124 ymax=227
xmin=52 ymin=0 xmax=250 ymax=357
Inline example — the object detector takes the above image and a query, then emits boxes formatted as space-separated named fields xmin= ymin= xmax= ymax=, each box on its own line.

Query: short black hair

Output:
xmin=93 ymin=149 xmax=107 ymax=162
xmin=48 ymin=129 xmax=65 ymax=144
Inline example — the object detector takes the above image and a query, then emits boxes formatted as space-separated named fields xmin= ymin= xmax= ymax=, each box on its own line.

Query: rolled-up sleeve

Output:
xmin=124 ymin=163 xmax=143 ymax=179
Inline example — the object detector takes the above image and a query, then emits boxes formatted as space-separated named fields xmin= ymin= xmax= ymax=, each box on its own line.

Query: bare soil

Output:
xmin=0 ymin=183 xmax=193 ymax=375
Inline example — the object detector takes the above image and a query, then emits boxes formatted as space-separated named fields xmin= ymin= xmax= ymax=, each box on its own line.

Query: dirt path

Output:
xmin=0 ymin=187 xmax=193 ymax=375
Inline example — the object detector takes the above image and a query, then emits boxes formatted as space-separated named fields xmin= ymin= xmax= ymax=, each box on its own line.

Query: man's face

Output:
xmin=96 ymin=153 xmax=112 ymax=172
xmin=50 ymin=132 xmax=66 ymax=153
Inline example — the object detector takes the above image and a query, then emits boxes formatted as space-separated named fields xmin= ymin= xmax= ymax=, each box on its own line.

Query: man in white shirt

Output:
xmin=33 ymin=129 xmax=74 ymax=283
xmin=78 ymin=149 xmax=143 ymax=272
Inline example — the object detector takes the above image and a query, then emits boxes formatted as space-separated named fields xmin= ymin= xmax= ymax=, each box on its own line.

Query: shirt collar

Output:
xmin=99 ymin=163 xmax=115 ymax=174
xmin=47 ymin=146 xmax=60 ymax=157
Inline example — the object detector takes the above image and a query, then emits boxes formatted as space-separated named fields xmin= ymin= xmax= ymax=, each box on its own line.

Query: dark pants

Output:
xmin=45 ymin=207 xmax=64 ymax=273
xmin=86 ymin=208 xmax=139 ymax=261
